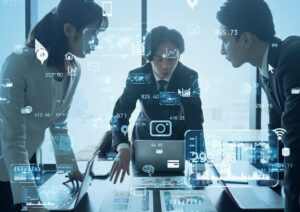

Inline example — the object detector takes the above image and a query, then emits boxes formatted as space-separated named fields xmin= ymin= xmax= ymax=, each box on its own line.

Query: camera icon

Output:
xmin=150 ymin=120 xmax=172 ymax=137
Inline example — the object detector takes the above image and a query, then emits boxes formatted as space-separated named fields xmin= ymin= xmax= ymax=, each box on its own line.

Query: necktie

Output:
xmin=157 ymin=80 xmax=167 ymax=92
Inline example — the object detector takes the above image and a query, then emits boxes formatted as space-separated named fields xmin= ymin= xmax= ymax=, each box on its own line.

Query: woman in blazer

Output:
xmin=0 ymin=0 xmax=108 ymax=211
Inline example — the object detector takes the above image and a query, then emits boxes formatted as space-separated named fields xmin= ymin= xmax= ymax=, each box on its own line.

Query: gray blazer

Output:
xmin=0 ymin=47 xmax=81 ymax=203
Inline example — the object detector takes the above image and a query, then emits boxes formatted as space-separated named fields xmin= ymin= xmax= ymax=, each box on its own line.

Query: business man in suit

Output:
xmin=109 ymin=26 xmax=204 ymax=184
xmin=217 ymin=0 xmax=300 ymax=211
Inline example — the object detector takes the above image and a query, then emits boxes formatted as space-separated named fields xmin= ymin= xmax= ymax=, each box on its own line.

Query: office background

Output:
xmin=1 ymin=0 xmax=300 ymax=163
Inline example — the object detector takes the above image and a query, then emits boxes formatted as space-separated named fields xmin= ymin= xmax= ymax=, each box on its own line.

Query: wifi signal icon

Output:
xmin=273 ymin=128 xmax=286 ymax=140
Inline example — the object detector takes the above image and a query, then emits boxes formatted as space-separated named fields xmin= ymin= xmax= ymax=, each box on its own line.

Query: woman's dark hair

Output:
xmin=144 ymin=26 xmax=185 ymax=61
xmin=216 ymin=0 xmax=275 ymax=42
xmin=27 ymin=0 xmax=108 ymax=69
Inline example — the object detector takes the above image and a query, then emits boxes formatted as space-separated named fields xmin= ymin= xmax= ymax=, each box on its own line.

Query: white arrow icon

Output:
xmin=35 ymin=39 xmax=48 ymax=65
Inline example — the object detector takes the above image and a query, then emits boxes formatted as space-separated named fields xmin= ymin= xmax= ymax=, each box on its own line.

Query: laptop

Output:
xmin=212 ymin=161 xmax=284 ymax=210
xmin=134 ymin=140 xmax=185 ymax=173
xmin=23 ymin=151 xmax=102 ymax=211
xmin=226 ymin=185 xmax=284 ymax=210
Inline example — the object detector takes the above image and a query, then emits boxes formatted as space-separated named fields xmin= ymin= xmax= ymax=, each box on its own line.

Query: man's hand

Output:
xmin=109 ymin=148 xmax=130 ymax=184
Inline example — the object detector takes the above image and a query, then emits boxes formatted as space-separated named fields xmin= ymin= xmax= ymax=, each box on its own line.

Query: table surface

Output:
xmin=63 ymin=160 xmax=283 ymax=212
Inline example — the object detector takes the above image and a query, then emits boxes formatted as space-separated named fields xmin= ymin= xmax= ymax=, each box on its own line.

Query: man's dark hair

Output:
xmin=217 ymin=0 xmax=275 ymax=42
xmin=144 ymin=26 xmax=185 ymax=61
xmin=27 ymin=0 xmax=108 ymax=70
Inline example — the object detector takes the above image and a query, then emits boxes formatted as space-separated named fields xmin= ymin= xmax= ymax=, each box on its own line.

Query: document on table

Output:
xmin=160 ymin=190 xmax=217 ymax=212
xmin=132 ymin=176 xmax=186 ymax=188
xmin=99 ymin=189 xmax=153 ymax=212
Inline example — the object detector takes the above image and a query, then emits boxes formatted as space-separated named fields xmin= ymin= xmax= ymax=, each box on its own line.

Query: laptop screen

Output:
xmin=21 ymin=151 xmax=99 ymax=210
xmin=185 ymin=130 xmax=281 ymax=186
xmin=134 ymin=140 xmax=185 ymax=174
xmin=75 ymin=150 xmax=99 ymax=205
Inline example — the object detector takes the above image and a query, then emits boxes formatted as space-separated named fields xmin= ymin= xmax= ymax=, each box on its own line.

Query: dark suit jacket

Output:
xmin=259 ymin=36 xmax=300 ymax=165
xmin=111 ymin=62 xmax=204 ymax=151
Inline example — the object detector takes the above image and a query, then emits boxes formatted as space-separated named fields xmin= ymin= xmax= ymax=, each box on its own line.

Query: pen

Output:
xmin=223 ymin=180 xmax=249 ymax=184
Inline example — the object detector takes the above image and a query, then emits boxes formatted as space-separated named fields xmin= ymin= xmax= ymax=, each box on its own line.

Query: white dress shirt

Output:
xmin=116 ymin=68 xmax=174 ymax=151
xmin=152 ymin=69 xmax=172 ymax=90
xmin=259 ymin=46 xmax=270 ymax=79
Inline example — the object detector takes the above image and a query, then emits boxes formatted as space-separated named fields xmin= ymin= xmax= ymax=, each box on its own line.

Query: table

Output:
xmin=38 ymin=159 xmax=285 ymax=212
xmin=71 ymin=160 xmax=243 ymax=212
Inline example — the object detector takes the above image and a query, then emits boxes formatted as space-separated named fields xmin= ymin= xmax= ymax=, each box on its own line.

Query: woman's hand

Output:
xmin=63 ymin=170 xmax=84 ymax=189
xmin=27 ymin=204 xmax=49 ymax=212
xmin=109 ymin=148 xmax=130 ymax=184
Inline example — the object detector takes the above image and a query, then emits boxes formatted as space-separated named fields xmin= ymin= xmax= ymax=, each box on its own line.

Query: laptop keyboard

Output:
xmin=39 ymin=185 xmax=78 ymax=209
xmin=229 ymin=187 xmax=270 ymax=209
